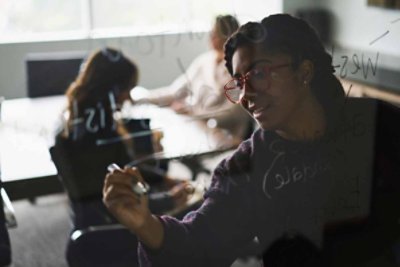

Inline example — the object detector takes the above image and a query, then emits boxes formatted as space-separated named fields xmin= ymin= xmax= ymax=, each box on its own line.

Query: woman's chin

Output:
xmin=257 ymin=119 xmax=274 ymax=131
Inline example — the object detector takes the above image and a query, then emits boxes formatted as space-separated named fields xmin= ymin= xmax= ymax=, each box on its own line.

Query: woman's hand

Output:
xmin=169 ymin=181 xmax=193 ymax=207
xmin=170 ymin=100 xmax=191 ymax=114
xmin=103 ymin=167 xmax=164 ymax=249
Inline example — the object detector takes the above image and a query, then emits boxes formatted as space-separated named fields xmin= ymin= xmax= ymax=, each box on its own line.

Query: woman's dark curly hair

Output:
xmin=224 ymin=14 xmax=344 ymax=114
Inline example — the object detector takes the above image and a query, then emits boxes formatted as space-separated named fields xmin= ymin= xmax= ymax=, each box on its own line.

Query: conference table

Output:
xmin=0 ymin=96 xmax=241 ymax=201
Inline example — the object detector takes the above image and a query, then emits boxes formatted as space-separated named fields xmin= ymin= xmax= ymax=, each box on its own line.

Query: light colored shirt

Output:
xmin=144 ymin=51 xmax=252 ymax=140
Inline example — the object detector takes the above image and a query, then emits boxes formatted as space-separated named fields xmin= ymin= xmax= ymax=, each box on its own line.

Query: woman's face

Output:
xmin=116 ymin=74 xmax=137 ymax=105
xmin=117 ymin=89 xmax=131 ymax=105
xmin=231 ymin=45 xmax=313 ymax=132
xmin=209 ymin=26 xmax=225 ymax=52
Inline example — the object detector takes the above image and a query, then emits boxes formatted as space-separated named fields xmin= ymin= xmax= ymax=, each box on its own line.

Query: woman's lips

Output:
xmin=253 ymin=106 xmax=269 ymax=118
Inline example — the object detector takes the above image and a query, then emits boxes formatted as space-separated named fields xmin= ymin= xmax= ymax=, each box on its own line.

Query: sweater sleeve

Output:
xmin=137 ymin=140 xmax=258 ymax=267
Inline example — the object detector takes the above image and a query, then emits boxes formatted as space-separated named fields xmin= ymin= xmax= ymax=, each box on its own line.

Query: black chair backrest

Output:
xmin=26 ymin=52 xmax=85 ymax=98
xmin=50 ymin=139 xmax=140 ymax=267
xmin=49 ymin=117 xmax=179 ymax=267
xmin=49 ymin=117 xmax=158 ymax=227
xmin=50 ymin=141 xmax=122 ymax=228
xmin=50 ymin=133 xmax=132 ymax=200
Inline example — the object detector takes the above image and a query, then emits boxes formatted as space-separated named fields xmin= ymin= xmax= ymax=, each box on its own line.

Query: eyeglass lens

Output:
xmin=226 ymin=73 xmax=271 ymax=103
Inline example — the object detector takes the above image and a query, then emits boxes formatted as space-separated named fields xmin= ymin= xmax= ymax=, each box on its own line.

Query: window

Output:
xmin=0 ymin=0 xmax=282 ymax=43
xmin=92 ymin=0 xmax=186 ymax=33
xmin=0 ymin=0 xmax=84 ymax=42
xmin=90 ymin=0 xmax=237 ymax=36
xmin=91 ymin=0 xmax=282 ymax=36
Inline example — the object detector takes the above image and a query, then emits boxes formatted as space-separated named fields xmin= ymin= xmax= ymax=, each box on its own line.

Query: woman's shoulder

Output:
xmin=196 ymin=50 xmax=217 ymax=60
xmin=213 ymin=128 xmax=267 ymax=175
xmin=205 ymin=128 xmax=270 ymax=196
xmin=189 ymin=51 xmax=218 ymax=67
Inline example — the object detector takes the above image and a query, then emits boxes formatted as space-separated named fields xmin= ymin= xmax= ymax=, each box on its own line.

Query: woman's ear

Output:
xmin=299 ymin=59 xmax=314 ymax=85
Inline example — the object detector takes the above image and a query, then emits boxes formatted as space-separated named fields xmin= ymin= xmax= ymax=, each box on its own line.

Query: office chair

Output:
xmin=49 ymin=141 xmax=139 ymax=267
xmin=67 ymin=224 xmax=138 ymax=267
xmin=0 ymin=179 xmax=15 ymax=266
xmin=49 ymin=117 xmax=172 ymax=267
xmin=26 ymin=52 xmax=85 ymax=98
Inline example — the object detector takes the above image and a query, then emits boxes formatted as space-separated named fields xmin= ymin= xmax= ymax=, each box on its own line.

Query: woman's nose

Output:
xmin=242 ymin=82 xmax=257 ymax=101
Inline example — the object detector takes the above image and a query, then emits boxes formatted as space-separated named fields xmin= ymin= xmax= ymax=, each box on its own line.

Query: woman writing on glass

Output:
xmin=103 ymin=14 xmax=400 ymax=267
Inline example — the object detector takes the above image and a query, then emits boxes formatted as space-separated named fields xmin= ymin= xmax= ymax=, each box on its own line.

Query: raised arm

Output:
xmin=103 ymin=140 xmax=258 ymax=267
xmin=143 ymin=84 xmax=188 ymax=107
xmin=102 ymin=167 xmax=164 ymax=249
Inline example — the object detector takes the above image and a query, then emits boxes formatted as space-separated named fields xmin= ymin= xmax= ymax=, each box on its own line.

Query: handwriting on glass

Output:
xmin=262 ymin=140 xmax=329 ymax=199
xmin=332 ymin=50 xmax=379 ymax=79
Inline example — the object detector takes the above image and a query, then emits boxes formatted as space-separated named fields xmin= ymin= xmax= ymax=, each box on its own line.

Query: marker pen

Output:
xmin=107 ymin=163 xmax=150 ymax=196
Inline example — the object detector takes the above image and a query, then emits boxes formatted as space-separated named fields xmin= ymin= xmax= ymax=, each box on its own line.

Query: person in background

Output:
xmin=51 ymin=47 xmax=190 ymax=230
xmin=103 ymin=14 xmax=400 ymax=267
xmin=133 ymin=15 xmax=252 ymax=140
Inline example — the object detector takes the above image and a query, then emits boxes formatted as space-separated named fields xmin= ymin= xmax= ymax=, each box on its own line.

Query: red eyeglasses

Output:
xmin=224 ymin=63 xmax=290 ymax=104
